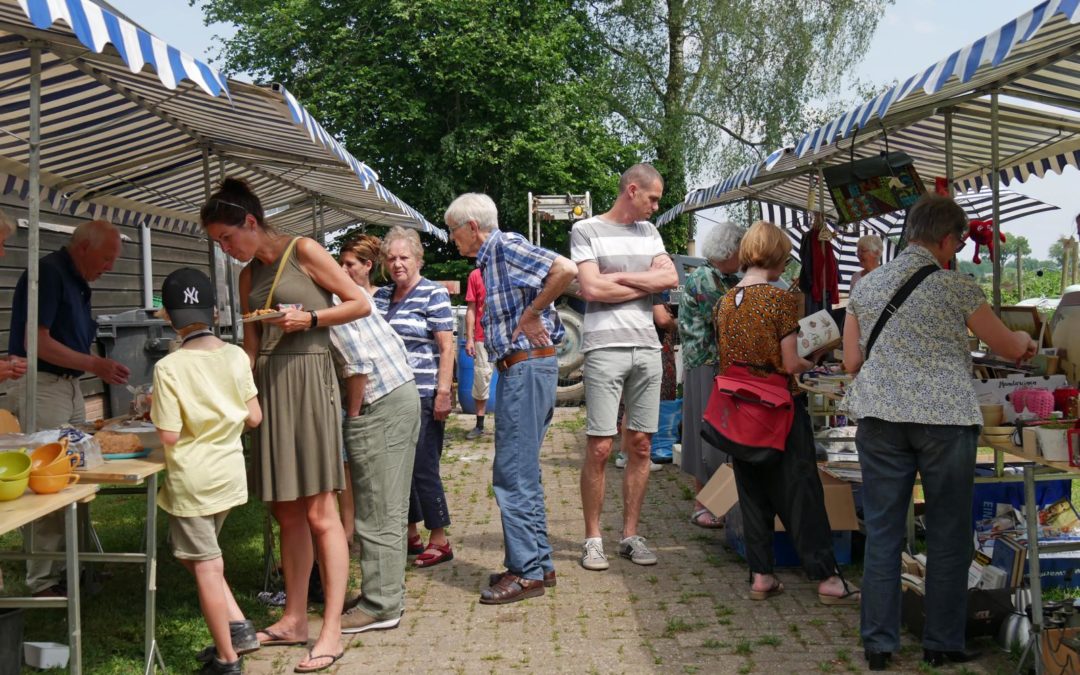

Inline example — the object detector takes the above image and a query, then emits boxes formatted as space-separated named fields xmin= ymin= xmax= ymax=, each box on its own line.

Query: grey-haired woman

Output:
xmin=677 ymin=221 xmax=744 ymax=527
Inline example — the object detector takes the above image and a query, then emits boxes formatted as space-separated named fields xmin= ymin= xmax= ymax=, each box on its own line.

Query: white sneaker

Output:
xmin=580 ymin=538 xmax=609 ymax=571
xmin=614 ymin=452 xmax=663 ymax=472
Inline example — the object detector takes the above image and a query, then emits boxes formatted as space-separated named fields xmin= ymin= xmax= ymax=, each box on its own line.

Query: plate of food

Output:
xmin=95 ymin=430 xmax=147 ymax=459
xmin=103 ymin=448 xmax=151 ymax=460
xmin=242 ymin=309 xmax=286 ymax=323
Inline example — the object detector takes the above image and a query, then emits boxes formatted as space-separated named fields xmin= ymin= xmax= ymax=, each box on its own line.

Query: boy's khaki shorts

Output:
xmin=169 ymin=511 xmax=229 ymax=561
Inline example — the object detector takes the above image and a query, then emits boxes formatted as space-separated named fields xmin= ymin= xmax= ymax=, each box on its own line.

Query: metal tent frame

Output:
xmin=658 ymin=1 xmax=1080 ymax=313
xmin=0 ymin=0 xmax=445 ymax=434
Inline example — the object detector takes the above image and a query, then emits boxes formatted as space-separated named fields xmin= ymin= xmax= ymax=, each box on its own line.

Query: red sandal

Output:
xmin=407 ymin=534 xmax=424 ymax=556
xmin=413 ymin=542 xmax=453 ymax=568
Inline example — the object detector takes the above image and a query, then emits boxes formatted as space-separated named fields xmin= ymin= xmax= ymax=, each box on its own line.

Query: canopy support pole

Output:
xmin=991 ymin=91 xmax=1002 ymax=313
xmin=945 ymin=109 xmax=954 ymax=197
xmin=24 ymin=45 xmax=41 ymax=433
xmin=201 ymin=148 xmax=220 ymax=336
xmin=318 ymin=199 xmax=325 ymax=245
xmin=140 ymin=222 xmax=152 ymax=308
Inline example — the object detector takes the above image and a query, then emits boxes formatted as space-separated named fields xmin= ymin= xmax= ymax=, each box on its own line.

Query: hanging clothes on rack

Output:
xmin=798 ymin=219 xmax=839 ymax=316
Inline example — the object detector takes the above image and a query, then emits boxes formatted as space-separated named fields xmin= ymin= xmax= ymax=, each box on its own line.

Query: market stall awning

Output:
xmin=0 ymin=0 xmax=445 ymax=240
xmin=758 ymin=186 xmax=1057 ymax=294
xmin=657 ymin=0 xmax=1080 ymax=227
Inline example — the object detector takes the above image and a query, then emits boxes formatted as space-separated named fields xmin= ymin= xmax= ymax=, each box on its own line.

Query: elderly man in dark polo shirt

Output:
xmin=7 ymin=219 xmax=130 ymax=596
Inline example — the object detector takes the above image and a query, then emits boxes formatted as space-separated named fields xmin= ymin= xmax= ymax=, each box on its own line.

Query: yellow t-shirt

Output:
xmin=150 ymin=343 xmax=257 ymax=517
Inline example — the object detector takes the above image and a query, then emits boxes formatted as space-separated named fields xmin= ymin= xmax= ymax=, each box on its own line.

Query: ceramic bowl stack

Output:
xmin=27 ymin=441 xmax=80 ymax=495
xmin=980 ymin=426 xmax=1016 ymax=447
xmin=0 ymin=450 xmax=31 ymax=501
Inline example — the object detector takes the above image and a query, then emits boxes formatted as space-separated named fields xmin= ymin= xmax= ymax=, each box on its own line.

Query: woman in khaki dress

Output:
xmin=201 ymin=178 xmax=369 ymax=674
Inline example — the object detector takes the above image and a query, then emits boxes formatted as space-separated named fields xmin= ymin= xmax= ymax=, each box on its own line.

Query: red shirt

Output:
xmin=465 ymin=268 xmax=485 ymax=342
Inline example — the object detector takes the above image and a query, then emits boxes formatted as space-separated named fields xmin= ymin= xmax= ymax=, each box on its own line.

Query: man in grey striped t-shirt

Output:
xmin=571 ymin=163 xmax=678 ymax=571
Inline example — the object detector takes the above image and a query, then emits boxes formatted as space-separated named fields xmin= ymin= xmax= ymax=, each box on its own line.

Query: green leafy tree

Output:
xmin=999 ymin=234 xmax=1031 ymax=264
xmin=987 ymin=268 xmax=1062 ymax=305
xmin=1049 ymin=237 xmax=1070 ymax=269
xmin=588 ymin=0 xmax=890 ymax=251
xmin=198 ymin=0 xmax=638 ymax=281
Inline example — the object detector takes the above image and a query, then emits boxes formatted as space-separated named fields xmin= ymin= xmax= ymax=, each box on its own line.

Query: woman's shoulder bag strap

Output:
xmin=263 ymin=237 xmax=301 ymax=310
xmin=864 ymin=264 xmax=940 ymax=359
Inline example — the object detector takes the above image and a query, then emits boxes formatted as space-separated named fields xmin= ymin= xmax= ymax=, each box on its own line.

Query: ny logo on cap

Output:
xmin=184 ymin=287 xmax=199 ymax=305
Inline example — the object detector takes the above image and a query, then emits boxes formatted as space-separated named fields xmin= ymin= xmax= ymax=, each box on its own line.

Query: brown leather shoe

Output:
xmin=32 ymin=584 xmax=65 ymax=598
xmin=488 ymin=569 xmax=556 ymax=588
xmin=479 ymin=574 xmax=545 ymax=605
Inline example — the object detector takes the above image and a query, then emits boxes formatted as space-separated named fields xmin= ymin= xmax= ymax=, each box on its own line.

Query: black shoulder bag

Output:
xmin=864 ymin=264 xmax=940 ymax=359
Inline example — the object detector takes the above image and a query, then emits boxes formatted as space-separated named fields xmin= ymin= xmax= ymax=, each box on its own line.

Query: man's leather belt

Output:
xmin=496 ymin=346 xmax=557 ymax=373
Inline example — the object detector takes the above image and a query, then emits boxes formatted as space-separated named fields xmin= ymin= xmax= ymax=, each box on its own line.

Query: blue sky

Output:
xmin=108 ymin=0 xmax=1077 ymax=258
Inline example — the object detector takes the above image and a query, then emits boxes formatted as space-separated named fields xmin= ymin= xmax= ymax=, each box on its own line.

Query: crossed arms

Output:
xmin=576 ymin=254 xmax=678 ymax=304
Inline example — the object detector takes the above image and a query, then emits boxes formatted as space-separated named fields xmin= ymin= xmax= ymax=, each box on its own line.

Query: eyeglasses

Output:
xmin=954 ymin=231 xmax=970 ymax=252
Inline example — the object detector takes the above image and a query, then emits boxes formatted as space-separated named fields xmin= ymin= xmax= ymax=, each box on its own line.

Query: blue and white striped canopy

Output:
xmin=658 ymin=0 xmax=1080 ymax=229
xmin=0 ymin=0 xmax=445 ymax=240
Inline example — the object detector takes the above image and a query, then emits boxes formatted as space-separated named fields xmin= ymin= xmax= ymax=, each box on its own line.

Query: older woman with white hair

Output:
xmin=373 ymin=227 xmax=456 ymax=568
xmin=850 ymin=234 xmax=884 ymax=289
xmin=678 ymin=220 xmax=745 ymax=527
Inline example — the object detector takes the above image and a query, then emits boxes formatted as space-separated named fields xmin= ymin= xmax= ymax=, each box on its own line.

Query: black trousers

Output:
xmin=732 ymin=401 xmax=837 ymax=579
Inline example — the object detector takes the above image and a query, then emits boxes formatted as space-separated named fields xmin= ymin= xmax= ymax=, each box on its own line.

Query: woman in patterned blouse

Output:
xmin=678 ymin=221 xmax=744 ymax=527
xmin=715 ymin=221 xmax=858 ymax=606
xmin=841 ymin=194 xmax=1036 ymax=671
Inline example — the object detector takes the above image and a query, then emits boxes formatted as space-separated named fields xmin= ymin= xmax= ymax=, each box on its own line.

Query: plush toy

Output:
xmin=968 ymin=218 xmax=1005 ymax=264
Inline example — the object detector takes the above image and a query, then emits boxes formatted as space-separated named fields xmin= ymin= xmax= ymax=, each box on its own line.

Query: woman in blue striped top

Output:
xmin=373 ymin=227 xmax=456 ymax=567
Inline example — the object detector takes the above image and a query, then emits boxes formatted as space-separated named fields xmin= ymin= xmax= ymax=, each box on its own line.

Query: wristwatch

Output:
xmin=308 ymin=310 xmax=319 ymax=328
xmin=528 ymin=304 xmax=544 ymax=316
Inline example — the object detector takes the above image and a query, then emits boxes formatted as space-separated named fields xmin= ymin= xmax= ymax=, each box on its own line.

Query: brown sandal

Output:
xmin=479 ymin=574 xmax=545 ymax=605
xmin=413 ymin=542 xmax=453 ymax=568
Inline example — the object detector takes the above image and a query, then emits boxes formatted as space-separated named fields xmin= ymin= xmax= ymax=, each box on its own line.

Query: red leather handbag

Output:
xmin=701 ymin=363 xmax=794 ymax=465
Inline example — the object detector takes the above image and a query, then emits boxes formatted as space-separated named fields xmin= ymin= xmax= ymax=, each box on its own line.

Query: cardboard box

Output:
xmin=1041 ymin=626 xmax=1080 ymax=673
xmin=973 ymin=374 xmax=1068 ymax=423
xmin=901 ymin=587 xmax=1011 ymax=640
xmin=699 ymin=464 xmax=859 ymax=566
xmin=698 ymin=464 xmax=859 ymax=532
xmin=725 ymin=505 xmax=853 ymax=565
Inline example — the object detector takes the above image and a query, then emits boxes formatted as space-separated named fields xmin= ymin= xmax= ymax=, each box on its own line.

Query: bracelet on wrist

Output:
xmin=308 ymin=310 xmax=319 ymax=329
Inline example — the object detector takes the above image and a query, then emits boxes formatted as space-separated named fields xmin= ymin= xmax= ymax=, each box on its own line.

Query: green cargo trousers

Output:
xmin=342 ymin=380 xmax=420 ymax=620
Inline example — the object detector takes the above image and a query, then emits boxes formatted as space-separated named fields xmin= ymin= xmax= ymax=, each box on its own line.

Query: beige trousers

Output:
xmin=9 ymin=373 xmax=85 ymax=592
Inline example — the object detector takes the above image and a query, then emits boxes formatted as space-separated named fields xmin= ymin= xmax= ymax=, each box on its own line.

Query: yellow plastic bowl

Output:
xmin=0 ymin=474 xmax=28 ymax=501
xmin=0 ymin=451 xmax=31 ymax=481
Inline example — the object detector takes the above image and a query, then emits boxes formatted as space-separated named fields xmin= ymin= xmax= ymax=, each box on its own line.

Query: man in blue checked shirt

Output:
xmin=445 ymin=192 xmax=577 ymax=605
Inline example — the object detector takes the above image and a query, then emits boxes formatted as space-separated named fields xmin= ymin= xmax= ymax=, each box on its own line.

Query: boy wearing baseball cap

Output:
xmin=151 ymin=268 xmax=262 ymax=674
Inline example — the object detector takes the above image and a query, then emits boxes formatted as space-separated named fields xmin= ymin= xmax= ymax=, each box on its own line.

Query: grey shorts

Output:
xmin=582 ymin=347 xmax=662 ymax=436
xmin=472 ymin=341 xmax=493 ymax=401
xmin=169 ymin=511 xmax=229 ymax=561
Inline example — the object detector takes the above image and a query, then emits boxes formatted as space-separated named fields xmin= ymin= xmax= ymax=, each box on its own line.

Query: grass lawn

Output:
xmin=1 ymin=489 xmax=284 ymax=674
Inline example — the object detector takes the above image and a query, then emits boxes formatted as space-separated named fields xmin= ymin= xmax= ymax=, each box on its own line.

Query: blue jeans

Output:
xmin=493 ymin=355 xmax=557 ymax=581
xmin=857 ymin=417 xmax=978 ymax=653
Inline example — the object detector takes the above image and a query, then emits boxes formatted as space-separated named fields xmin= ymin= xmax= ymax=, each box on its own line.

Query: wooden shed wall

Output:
xmin=0 ymin=198 xmax=215 ymax=417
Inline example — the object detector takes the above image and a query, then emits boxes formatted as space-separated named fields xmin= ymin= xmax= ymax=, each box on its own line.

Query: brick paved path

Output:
xmin=244 ymin=408 xmax=1014 ymax=674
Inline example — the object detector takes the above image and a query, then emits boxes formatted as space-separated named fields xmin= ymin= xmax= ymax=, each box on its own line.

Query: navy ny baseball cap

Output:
xmin=161 ymin=267 xmax=215 ymax=328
